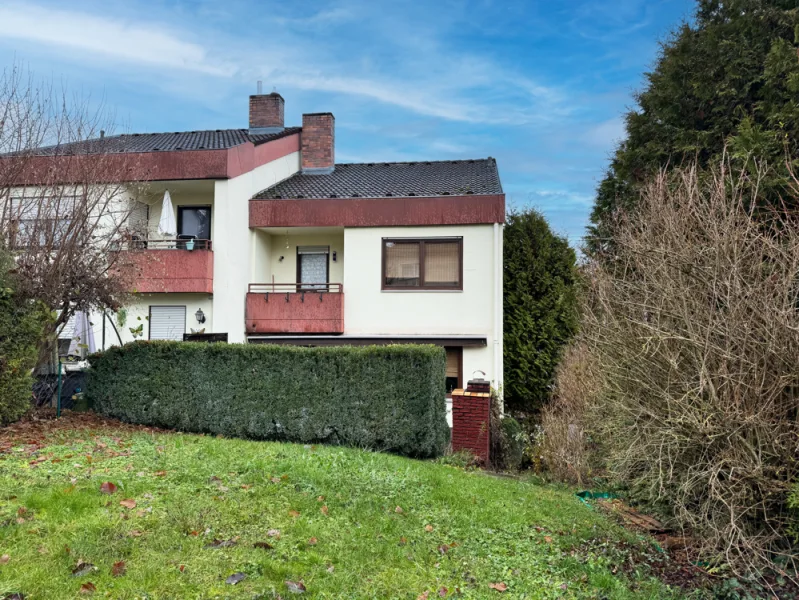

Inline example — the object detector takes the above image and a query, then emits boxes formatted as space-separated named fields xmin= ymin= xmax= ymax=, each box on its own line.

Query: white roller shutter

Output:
xmin=149 ymin=306 xmax=186 ymax=341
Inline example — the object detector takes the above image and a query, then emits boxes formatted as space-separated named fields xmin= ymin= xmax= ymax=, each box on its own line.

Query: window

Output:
xmin=177 ymin=206 xmax=211 ymax=242
xmin=382 ymin=237 xmax=462 ymax=290
xmin=6 ymin=193 xmax=77 ymax=249
xmin=148 ymin=306 xmax=186 ymax=341
xmin=445 ymin=347 xmax=462 ymax=396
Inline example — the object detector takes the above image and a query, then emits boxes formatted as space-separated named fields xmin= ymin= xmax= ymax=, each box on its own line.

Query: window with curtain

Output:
xmin=445 ymin=347 xmax=462 ymax=396
xmin=382 ymin=238 xmax=462 ymax=289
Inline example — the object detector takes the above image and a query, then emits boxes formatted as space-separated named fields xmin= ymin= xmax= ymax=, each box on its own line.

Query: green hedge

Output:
xmin=87 ymin=342 xmax=450 ymax=457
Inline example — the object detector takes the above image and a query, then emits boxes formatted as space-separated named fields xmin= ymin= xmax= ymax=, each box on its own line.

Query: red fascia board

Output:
xmin=248 ymin=194 xmax=505 ymax=228
xmin=2 ymin=133 xmax=301 ymax=185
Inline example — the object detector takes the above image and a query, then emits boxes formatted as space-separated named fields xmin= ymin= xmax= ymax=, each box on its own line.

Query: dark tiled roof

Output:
xmin=30 ymin=127 xmax=301 ymax=156
xmin=254 ymin=158 xmax=502 ymax=199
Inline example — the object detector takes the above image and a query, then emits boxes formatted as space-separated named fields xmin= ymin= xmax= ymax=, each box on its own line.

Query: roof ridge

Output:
xmin=336 ymin=157 xmax=494 ymax=167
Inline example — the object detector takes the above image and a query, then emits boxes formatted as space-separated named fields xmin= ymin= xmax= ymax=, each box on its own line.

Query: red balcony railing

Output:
xmin=119 ymin=238 xmax=213 ymax=294
xmin=246 ymin=283 xmax=344 ymax=334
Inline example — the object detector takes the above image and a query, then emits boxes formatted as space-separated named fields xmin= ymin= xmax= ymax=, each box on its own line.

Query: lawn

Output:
xmin=0 ymin=413 xmax=680 ymax=599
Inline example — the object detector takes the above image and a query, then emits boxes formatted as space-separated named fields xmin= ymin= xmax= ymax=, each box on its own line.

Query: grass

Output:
xmin=0 ymin=413 xmax=682 ymax=599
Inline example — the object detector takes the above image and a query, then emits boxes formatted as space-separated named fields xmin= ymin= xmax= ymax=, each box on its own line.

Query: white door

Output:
xmin=298 ymin=246 xmax=329 ymax=290
xmin=149 ymin=306 xmax=186 ymax=340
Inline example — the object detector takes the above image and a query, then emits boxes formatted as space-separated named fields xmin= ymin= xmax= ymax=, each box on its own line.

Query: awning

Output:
xmin=246 ymin=335 xmax=487 ymax=347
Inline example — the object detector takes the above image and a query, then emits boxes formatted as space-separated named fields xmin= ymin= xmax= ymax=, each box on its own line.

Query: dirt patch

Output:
xmin=0 ymin=409 xmax=162 ymax=453
xmin=595 ymin=498 xmax=799 ymax=598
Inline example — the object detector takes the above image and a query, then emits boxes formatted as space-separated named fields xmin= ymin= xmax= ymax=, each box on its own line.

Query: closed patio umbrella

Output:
xmin=158 ymin=190 xmax=177 ymax=237
xmin=68 ymin=311 xmax=96 ymax=358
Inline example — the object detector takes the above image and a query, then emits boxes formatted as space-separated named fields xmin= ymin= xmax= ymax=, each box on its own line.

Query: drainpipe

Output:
xmin=493 ymin=221 xmax=501 ymax=410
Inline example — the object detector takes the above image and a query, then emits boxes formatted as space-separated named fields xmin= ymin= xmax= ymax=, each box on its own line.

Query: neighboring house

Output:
xmin=14 ymin=92 xmax=505 ymax=412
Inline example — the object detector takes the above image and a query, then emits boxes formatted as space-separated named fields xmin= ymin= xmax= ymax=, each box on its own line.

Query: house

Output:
xmin=16 ymin=92 xmax=505 ymax=413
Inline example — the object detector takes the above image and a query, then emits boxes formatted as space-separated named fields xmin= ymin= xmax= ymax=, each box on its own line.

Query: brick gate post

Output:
xmin=451 ymin=375 xmax=491 ymax=464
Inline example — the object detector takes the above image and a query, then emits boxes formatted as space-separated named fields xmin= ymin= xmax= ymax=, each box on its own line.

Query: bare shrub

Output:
xmin=569 ymin=163 xmax=799 ymax=573
xmin=539 ymin=340 xmax=604 ymax=485
xmin=0 ymin=64 xmax=145 ymax=359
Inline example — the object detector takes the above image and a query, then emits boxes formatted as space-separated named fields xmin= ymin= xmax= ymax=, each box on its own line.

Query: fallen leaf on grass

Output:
xmin=241 ymin=484 xmax=252 ymax=490
xmin=267 ymin=529 xmax=281 ymax=539
xmin=320 ymin=505 xmax=329 ymax=516
xmin=424 ymin=525 xmax=434 ymax=532
xmin=128 ymin=530 xmax=143 ymax=537
xmin=178 ymin=564 xmax=185 ymax=572
xmin=399 ymin=537 xmax=407 ymax=546
xmin=288 ymin=510 xmax=300 ymax=518
xmin=543 ymin=536 xmax=553 ymax=543
xmin=37 ymin=546 xmax=48 ymax=555
xmin=225 ymin=572 xmax=246 ymax=585
xmin=488 ymin=582 xmax=508 ymax=592
xmin=307 ymin=537 xmax=317 ymax=546
xmin=326 ymin=564 xmax=334 ymax=573
xmin=119 ymin=499 xmax=136 ymax=509
xmin=253 ymin=541 xmax=274 ymax=550
xmin=71 ymin=560 xmax=96 ymax=577
xmin=438 ymin=587 xmax=448 ymax=597
xmin=417 ymin=592 xmax=430 ymax=600
xmin=99 ymin=482 xmax=117 ymax=495
xmin=154 ymin=470 xmax=167 ymax=477
xmin=111 ymin=561 xmax=126 ymax=577
xmin=270 ymin=476 xmax=281 ymax=484
xmin=317 ymin=495 xmax=325 ymax=502
xmin=285 ymin=580 xmax=306 ymax=594
xmin=437 ymin=545 xmax=449 ymax=555
xmin=79 ymin=582 xmax=96 ymax=595
xmin=0 ymin=554 xmax=9 ymax=563
xmin=395 ymin=506 xmax=403 ymax=514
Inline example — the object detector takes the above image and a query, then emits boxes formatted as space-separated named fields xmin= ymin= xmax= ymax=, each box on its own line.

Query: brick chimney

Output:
xmin=301 ymin=113 xmax=335 ymax=174
xmin=249 ymin=92 xmax=284 ymax=133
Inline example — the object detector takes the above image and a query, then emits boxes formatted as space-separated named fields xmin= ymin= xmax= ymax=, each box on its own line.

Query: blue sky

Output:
xmin=0 ymin=0 xmax=693 ymax=246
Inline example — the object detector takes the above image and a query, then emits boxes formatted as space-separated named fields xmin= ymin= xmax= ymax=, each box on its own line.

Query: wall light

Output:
xmin=195 ymin=308 xmax=206 ymax=324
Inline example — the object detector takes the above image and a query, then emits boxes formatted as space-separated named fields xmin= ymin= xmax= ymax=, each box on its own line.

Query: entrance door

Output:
xmin=297 ymin=246 xmax=329 ymax=290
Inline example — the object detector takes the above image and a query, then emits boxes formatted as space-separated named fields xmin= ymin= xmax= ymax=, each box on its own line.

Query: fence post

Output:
xmin=56 ymin=361 xmax=63 ymax=418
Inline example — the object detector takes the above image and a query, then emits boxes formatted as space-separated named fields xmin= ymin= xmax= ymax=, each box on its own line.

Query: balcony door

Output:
xmin=177 ymin=206 xmax=211 ymax=245
xmin=297 ymin=246 xmax=329 ymax=291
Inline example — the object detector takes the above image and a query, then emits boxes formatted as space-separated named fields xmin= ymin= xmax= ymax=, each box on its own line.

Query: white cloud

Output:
xmin=0 ymin=2 xmax=573 ymax=127
xmin=0 ymin=3 xmax=234 ymax=76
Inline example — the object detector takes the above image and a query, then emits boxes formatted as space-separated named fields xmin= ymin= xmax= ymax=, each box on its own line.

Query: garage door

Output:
xmin=149 ymin=306 xmax=186 ymax=340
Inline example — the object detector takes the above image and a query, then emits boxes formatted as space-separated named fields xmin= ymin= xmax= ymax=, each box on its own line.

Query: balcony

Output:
xmin=246 ymin=283 xmax=344 ymax=334
xmin=121 ymin=239 xmax=214 ymax=294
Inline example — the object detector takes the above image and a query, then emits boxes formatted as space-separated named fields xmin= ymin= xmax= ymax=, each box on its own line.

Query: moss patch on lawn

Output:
xmin=0 ymin=412 xmax=682 ymax=599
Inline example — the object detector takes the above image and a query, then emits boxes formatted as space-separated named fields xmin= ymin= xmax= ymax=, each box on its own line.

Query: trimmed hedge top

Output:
xmin=87 ymin=342 xmax=449 ymax=457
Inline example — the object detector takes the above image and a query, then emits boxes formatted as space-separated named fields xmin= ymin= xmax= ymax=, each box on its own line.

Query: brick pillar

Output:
xmin=451 ymin=377 xmax=491 ymax=464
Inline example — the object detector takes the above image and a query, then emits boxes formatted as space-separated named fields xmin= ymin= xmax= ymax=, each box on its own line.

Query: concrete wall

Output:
xmin=93 ymin=293 xmax=213 ymax=346
xmin=343 ymin=224 xmax=503 ymax=388
xmin=213 ymin=151 xmax=301 ymax=342
xmin=261 ymin=230 xmax=344 ymax=285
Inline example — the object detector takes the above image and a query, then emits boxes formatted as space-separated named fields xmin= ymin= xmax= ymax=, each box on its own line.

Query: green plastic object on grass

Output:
xmin=575 ymin=490 xmax=617 ymax=507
